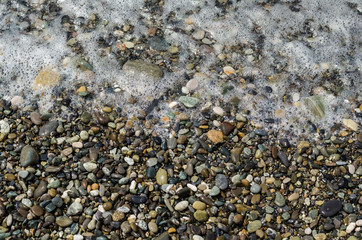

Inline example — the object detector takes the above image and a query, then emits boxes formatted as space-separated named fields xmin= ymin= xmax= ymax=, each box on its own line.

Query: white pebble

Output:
xmin=186 ymin=78 xmax=199 ymax=91
xmin=193 ymin=235 xmax=204 ymax=240
xmin=181 ymin=86 xmax=189 ymax=94
xmin=175 ymin=201 xmax=189 ymax=211
xmin=292 ymin=93 xmax=300 ymax=102
xmin=169 ymin=101 xmax=178 ymax=108
xmin=346 ymin=222 xmax=356 ymax=233
xmin=348 ymin=164 xmax=355 ymax=174
xmin=192 ymin=30 xmax=205 ymax=40
xmin=213 ymin=106 xmax=224 ymax=116
xmin=0 ymin=120 xmax=10 ymax=134
xmin=72 ymin=142 xmax=83 ymax=148
xmin=213 ymin=120 xmax=220 ymax=127
xmin=304 ymin=227 xmax=312 ymax=235
xmin=356 ymin=219 xmax=362 ymax=227
xmin=11 ymin=96 xmax=23 ymax=106
xmin=73 ymin=235 xmax=84 ymax=240
xmin=187 ymin=183 xmax=197 ymax=192
xmin=124 ymin=157 xmax=134 ymax=166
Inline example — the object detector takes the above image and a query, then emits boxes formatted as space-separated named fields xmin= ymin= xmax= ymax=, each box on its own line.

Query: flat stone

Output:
xmin=122 ymin=60 xmax=163 ymax=79
xmin=179 ymin=96 xmax=200 ymax=108
xmin=34 ymin=181 xmax=47 ymax=198
xmin=39 ymin=121 xmax=58 ymax=137
xmin=34 ymin=68 xmax=61 ymax=90
xmin=247 ymin=220 xmax=262 ymax=232
xmin=277 ymin=151 xmax=290 ymax=167
xmin=193 ymin=201 xmax=206 ymax=210
xmin=148 ymin=221 xmax=158 ymax=233
xmin=342 ymin=119 xmax=358 ymax=131
xmin=155 ymin=232 xmax=169 ymax=240
xmin=320 ymin=200 xmax=342 ymax=217
xmin=56 ymin=216 xmax=73 ymax=227
xmin=275 ymin=192 xmax=286 ymax=207
xmin=20 ymin=145 xmax=39 ymax=167
xmin=31 ymin=205 xmax=44 ymax=216
xmin=220 ymin=122 xmax=235 ymax=135
xmin=207 ymin=130 xmax=223 ymax=143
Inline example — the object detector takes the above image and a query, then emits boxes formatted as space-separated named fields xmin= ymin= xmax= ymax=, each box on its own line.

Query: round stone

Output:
xmin=215 ymin=174 xmax=229 ymax=190
xmin=103 ymin=202 xmax=112 ymax=211
xmin=194 ymin=210 xmax=209 ymax=222
xmin=193 ymin=201 xmax=206 ymax=210
xmin=20 ymin=145 xmax=39 ymax=167
xmin=156 ymin=168 xmax=168 ymax=185
xmin=250 ymin=184 xmax=261 ymax=194
xmin=320 ymin=200 xmax=342 ymax=217
xmin=207 ymin=130 xmax=223 ymax=143
xmin=148 ymin=221 xmax=158 ymax=233
xmin=83 ymin=162 xmax=97 ymax=172
xmin=56 ymin=216 xmax=73 ymax=227
xmin=175 ymin=201 xmax=189 ymax=211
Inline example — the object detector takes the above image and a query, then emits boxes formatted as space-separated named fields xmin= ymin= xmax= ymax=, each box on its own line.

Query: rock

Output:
xmin=56 ymin=216 xmax=73 ymax=227
xmin=213 ymin=106 xmax=224 ymax=116
xmin=277 ymin=151 xmax=290 ymax=167
xmin=247 ymin=220 xmax=262 ymax=232
xmin=304 ymin=95 xmax=325 ymax=119
xmin=179 ymin=96 xmax=200 ymax=108
xmin=156 ymin=168 xmax=168 ymax=185
xmin=193 ymin=30 xmax=205 ymax=40
xmin=207 ymin=130 xmax=223 ymax=143
xmin=120 ymin=221 xmax=132 ymax=234
xmin=175 ymin=201 xmax=189 ymax=211
xmin=209 ymin=186 xmax=220 ymax=196
xmin=186 ymin=78 xmax=199 ymax=91
xmin=288 ymin=193 xmax=300 ymax=201
xmin=220 ymin=122 xmax=235 ymax=135
xmin=131 ymin=195 xmax=147 ymax=204
xmin=31 ymin=205 xmax=44 ymax=217
xmin=30 ymin=112 xmax=42 ymax=125
xmin=34 ymin=181 xmax=47 ymax=198
xmin=193 ymin=201 xmax=206 ymax=210
xmin=275 ymin=192 xmax=286 ymax=207
xmin=215 ymin=174 xmax=229 ymax=190
xmin=320 ymin=200 xmax=342 ymax=217
xmin=39 ymin=121 xmax=58 ymax=137
xmin=67 ymin=202 xmax=83 ymax=215
xmin=122 ymin=60 xmax=163 ymax=79
xmin=194 ymin=210 xmax=209 ymax=222
xmin=342 ymin=119 xmax=358 ymax=131
xmin=80 ymin=112 xmax=92 ymax=124
xmin=146 ymin=158 xmax=158 ymax=167
xmin=34 ymin=68 xmax=61 ymax=90
xmin=250 ymin=184 xmax=261 ymax=194
xmin=20 ymin=145 xmax=39 ymax=167
xmin=313 ymin=233 xmax=327 ymax=240
xmin=148 ymin=221 xmax=158 ymax=233
xmin=155 ymin=232 xmax=169 ymax=240
xmin=83 ymin=162 xmax=97 ymax=172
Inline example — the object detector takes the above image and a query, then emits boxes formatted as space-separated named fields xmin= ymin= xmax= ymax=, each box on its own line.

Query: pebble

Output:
xmin=247 ymin=220 xmax=262 ymax=232
xmin=207 ymin=130 xmax=223 ymax=143
xmin=148 ymin=221 xmax=158 ymax=233
xmin=56 ymin=216 xmax=73 ymax=227
xmin=342 ymin=119 xmax=358 ymax=131
xmin=29 ymin=112 xmax=42 ymax=125
xmin=179 ymin=96 xmax=200 ymax=108
xmin=215 ymin=174 xmax=229 ymax=190
xmin=175 ymin=201 xmax=189 ymax=211
xmin=186 ymin=78 xmax=199 ymax=91
xmin=67 ymin=202 xmax=83 ymax=215
xmin=213 ymin=106 xmax=225 ymax=116
xmin=250 ymin=184 xmax=261 ymax=194
xmin=320 ymin=200 xmax=342 ymax=217
xmin=194 ymin=210 xmax=209 ymax=222
xmin=39 ymin=121 xmax=59 ymax=137
xmin=193 ymin=201 xmax=207 ymax=210
xmin=83 ymin=162 xmax=98 ymax=172
xmin=20 ymin=145 xmax=39 ymax=167
xmin=122 ymin=60 xmax=163 ymax=79
xmin=156 ymin=168 xmax=168 ymax=185
xmin=274 ymin=192 xmax=286 ymax=207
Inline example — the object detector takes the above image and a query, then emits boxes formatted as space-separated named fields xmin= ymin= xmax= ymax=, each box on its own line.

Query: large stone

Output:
xmin=215 ymin=174 xmax=229 ymax=190
xmin=247 ymin=220 xmax=262 ymax=232
xmin=320 ymin=200 xmax=342 ymax=217
xmin=194 ymin=210 xmax=209 ymax=222
xmin=20 ymin=145 xmax=39 ymax=167
xmin=122 ymin=60 xmax=163 ymax=79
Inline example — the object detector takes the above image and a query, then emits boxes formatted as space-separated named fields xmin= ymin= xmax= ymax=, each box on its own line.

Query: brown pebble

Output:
xmin=30 ymin=112 xmax=42 ymax=125
xmin=207 ymin=130 xmax=223 ymax=143
xmin=95 ymin=112 xmax=109 ymax=125
xmin=220 ymin=122 xmax=235 ymax=135
xmin=31 ymin=205 xmax=44 ymax=217
xmin=272 ymin=146 xmax=278 ymax=158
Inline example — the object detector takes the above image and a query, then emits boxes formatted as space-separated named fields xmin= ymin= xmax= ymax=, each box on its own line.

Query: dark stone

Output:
xmin=320 ymin=200 xmax=342 ymax=217
xmin=277 ymin=151 xmax=290 ymax=167
xmin=20 ymin=145 xmax=39 ymax=167
xmin=220 ymin=122 xmax=235 ymax=135
xmin=39 ymin=121 xmax=58 ymax=137
xmin=279 ymin=138 xmax=290 ymax=148
xmin=131 ymin=195 xmax=147 ymax=204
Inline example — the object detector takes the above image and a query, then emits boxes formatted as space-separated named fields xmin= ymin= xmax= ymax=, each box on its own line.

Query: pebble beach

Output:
xmin=0 ymin=1 xmax=361 ymax=240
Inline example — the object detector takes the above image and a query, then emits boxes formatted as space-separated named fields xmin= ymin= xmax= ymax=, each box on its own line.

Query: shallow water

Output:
xmin=0 ymin=0 xmax=360 ymax=137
